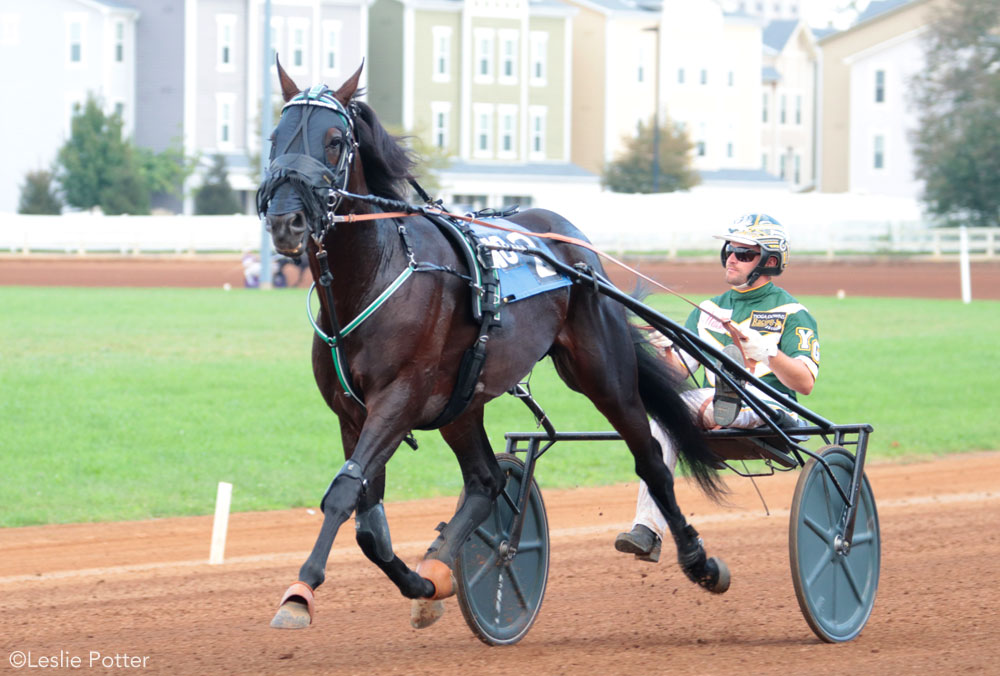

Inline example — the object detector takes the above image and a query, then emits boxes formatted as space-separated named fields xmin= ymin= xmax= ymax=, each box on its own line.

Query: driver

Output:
xmin=615 ymin=214 xmax=821 ymax=563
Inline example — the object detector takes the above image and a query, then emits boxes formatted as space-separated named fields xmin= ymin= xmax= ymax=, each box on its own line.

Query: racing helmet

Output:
xmin=713 ymin=213 xmax=788 ymax=285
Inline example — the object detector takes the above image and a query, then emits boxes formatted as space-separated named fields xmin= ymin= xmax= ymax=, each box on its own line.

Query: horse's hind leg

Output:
xmin=550 ymin=312 xmax=727 ymax=593
xmin=410 ymin=407 xmax=505 ymax=628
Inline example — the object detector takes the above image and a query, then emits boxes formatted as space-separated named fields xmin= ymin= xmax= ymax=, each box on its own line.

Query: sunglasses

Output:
xmin=724 ymin=243 xmax=760 ymax=263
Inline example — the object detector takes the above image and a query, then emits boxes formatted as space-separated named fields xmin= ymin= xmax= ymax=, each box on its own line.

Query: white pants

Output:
xmin=631 ymin=387 xmax=795 ymax=536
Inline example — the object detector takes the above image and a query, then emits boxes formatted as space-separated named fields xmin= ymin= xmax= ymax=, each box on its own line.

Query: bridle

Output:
xmin=255 ymin=84 xmax=359 ymax=239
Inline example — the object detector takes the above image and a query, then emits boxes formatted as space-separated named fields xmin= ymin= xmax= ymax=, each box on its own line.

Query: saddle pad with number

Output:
xmin=469 ymin=219 xmax=572 ymax=303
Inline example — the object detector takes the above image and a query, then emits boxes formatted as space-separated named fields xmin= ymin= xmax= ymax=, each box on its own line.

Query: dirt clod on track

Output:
xmin=2 ymin=453 xmax=998 ymax=675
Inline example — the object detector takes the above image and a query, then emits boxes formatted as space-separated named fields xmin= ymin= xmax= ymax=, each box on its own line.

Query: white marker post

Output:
xmin=959 ymin=225 xmax=972 ymax=304
xmin=209 ymin=481 xmax=233 ymax=565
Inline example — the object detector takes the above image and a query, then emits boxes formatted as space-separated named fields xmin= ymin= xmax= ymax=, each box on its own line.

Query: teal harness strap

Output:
xmin=308 ymin=265 xmax=416 ymax=407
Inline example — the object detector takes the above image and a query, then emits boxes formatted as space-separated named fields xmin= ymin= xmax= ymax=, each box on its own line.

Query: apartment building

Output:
xmin=1 ymin=0 xmax=139 ymax=213
xmin=817 ymin=0 xmax=945 ymax=197
xmin=366 ymin=0 xmax=597 ymax=211
xmin=761 ymin=18 xmax=818 ymax=189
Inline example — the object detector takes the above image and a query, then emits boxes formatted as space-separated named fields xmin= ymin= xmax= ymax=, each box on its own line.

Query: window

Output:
xmin=502 ymin=195 xmax=532 ymax=208
xmin=217 ymin=94 xmax=235 ymax=149
xmin=0 ymin=14 xmax=20 ymax=46
xmin=795 ymin=94 xmax=802 ymax=124
xmin=113 ymin=101 xmax=124 ymax=119
xmin=498 ymin=105 xmax=517 ymax=158
xmin=762 ymin=92 xmax=769 ymax=122
xmin=677 ymin=67 xmax=685 ymax=84
xmin=114 ymin=21 xmax=124 ymax=62
xmin=474 ymin=28 xmax=495 ymax=83
xmin=779 ymin=154 xmax=786 ymax=179
xmin=728 ymin=70 xmax=734 ymax=87
xmin=696 ymin=141 xmax=706 ymax=156
xmin=431 ymin=102 xmax=450 ymax=150
xmin=432 ymin=26 xmax=451 ymax=82
xmin=874 ymin=134 xmax=885 ymax=169
xmin=322 ymin=21 xmax=341 ymax=75
xmin=780 ymin=94 xmax=787 ymax=124
xmin=473 ymin=104 xmax=494 ymax=158
xmin=269 ymin=18 xmax=284 ymax=66
xmin=638 ymin=44 xmax=646 ymax=83
xmin=727 ymin=141 xmax=733 ymax=159
xmin=289 ymin=20 xmax=308 ymax=71
xmin=794 ymin=154 xmax=801 ymax=184
xmin=67 ymin=18 xmax=83 ymax=64
xmin=529 ymin=106 xmax=546 ymax=160
xmin=499 ymin=30 xmax=518 ymax=84
xmin=761 ymin=153 xmax=768 ymax=171
xmin=529 ymin=32 xmax=547 ymax=86
xmin=217 ymin=15 xmax=235 ymax=70
xmin=453 ymin=194 xmax=488 ymax=212
xmin=700 ymin=69 xmax=707 ymax=85
xmin=875 ymin=69 xmax=885 ymax=103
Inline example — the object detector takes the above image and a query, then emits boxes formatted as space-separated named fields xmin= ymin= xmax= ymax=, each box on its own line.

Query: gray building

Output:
xmin=1 ymin=0 xmax=371 ymax=215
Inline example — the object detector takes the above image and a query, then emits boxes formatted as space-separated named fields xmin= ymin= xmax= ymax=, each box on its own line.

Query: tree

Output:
xmin=195 ymin=154 xmax=241 ymax=214
xmin=602 ymin=116 xmax=700 ymax=193
xmin=18 ymin=169 xmax=63 ymax=214
xmin=911 ymin=0 xmax=1000 ymax=227
xmin=56 ymin=95 xmax=192 ymax=215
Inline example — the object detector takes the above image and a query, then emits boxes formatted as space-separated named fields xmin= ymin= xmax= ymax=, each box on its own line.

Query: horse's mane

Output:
xmin=351 ymin=98 xmax=417 ymax=202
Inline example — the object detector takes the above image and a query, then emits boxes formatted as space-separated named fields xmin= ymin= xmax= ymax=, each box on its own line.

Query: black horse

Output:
xmin=257 ymin=61 xmax=729 ymax=630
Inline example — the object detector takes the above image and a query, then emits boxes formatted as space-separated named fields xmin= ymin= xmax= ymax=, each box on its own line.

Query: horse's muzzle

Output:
xmin=267 ymin=211 xmax=309 ymax=256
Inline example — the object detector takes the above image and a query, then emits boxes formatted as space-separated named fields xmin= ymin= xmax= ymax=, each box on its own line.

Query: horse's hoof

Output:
xmin=707 ymin=556 xmax=731 ymax=594
xmin=271 ymin=600 xmax=312 ymax=629
xmin=410 ymin=598 xmax=446 ymax=629
xmin=415 ymin=559 xmax=455 ymax=600
xmin=270 ymin=581 xmax=315 ymax=629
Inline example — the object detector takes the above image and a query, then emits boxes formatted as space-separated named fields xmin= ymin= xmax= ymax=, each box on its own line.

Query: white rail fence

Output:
xmin=1 ymin=202 xmax=997 ymax=260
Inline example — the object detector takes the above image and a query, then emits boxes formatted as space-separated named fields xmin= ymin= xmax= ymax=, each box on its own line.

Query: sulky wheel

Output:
xmin=789 ymin=445 xmax=881 ymax=643
xmin=455 ymin=453 xmax=550 ymax=646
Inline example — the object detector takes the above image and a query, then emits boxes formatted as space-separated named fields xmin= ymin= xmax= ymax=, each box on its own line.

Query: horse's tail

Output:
xmin=629 ymin=323 xmax=727 ymax=501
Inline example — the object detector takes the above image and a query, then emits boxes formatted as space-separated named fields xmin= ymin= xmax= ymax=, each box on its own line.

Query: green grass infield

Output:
xmin=1 ymin=286 xmax=996 ymax=527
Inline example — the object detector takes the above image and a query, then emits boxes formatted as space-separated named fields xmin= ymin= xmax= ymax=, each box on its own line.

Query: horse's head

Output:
xmin=256 ymin=59 xmax=364 ymax=256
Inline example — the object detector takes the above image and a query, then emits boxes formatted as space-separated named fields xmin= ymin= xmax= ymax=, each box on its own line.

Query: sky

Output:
xmin=799 ymin=0 xmax=870 ymax=29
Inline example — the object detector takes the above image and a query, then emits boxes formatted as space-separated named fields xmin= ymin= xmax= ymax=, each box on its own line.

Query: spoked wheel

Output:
xmin=455 ymin=453 xmax=550 ymax=646
xmin=789 ymin=445 xmax=880 ymax=642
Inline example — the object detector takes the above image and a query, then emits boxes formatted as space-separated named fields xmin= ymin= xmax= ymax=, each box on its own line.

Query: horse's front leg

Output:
xmin=410 ymin=407 xmax=506 ymax=629
xmin=270 ymin=408 xmax=434 ymax=629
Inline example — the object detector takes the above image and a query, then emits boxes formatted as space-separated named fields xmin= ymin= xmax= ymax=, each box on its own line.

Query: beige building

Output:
xmin=817 ymin=0 xmax=944 ymax=195
xmin=659 ymin=0 xmax=763 ymax=173
xmin=366 ymin=0 xmax=596 ymax=211
xmin=761 ymin=18 xmax=819 ymax=189
xmin=561 ymin=0 xmax=659 ymax=175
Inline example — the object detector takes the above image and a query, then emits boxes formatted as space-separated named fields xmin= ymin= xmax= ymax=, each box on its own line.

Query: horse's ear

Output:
xmin=276 ymin=55 xmax=300 ymax=102
xmin=333 ymin=61 xmax=364 ymax=105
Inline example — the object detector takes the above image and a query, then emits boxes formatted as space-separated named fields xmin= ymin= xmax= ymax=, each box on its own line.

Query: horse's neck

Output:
xmin=322 ymin=209 xmax=401 ymax=308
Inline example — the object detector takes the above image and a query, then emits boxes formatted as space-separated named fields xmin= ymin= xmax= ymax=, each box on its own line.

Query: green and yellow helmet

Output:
xmin=713 ymin=213 xmax=788 ymax=285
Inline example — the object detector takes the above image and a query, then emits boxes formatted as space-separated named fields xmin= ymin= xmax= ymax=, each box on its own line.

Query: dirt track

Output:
xmin=2 ymin=256 xmax=999 ymax=674
xmin=1 ymin=453 xmax=998 ymax=674
xmin=2 ymin=254 xmax=1000 ymax=299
